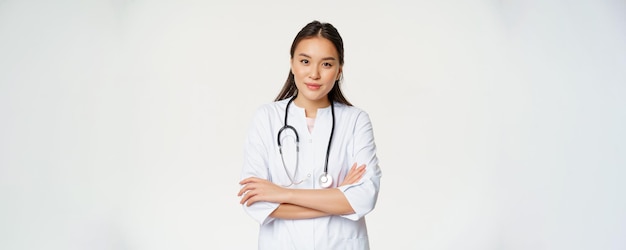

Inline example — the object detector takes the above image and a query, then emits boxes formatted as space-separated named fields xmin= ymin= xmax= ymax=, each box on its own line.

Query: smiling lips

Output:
xmin=305 ymin=83 xmax=321 ymax=90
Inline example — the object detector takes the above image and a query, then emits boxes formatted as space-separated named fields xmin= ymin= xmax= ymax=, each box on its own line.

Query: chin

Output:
xmin=300 ymin=92 xmax=328 ymax=102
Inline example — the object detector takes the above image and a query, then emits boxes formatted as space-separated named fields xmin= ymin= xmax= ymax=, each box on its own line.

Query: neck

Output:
xmin=294 ymin=96 xmax=330 ymax=118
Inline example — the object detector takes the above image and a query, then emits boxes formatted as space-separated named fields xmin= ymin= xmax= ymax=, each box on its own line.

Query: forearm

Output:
xmin=269 ymin=203 xmax=329 ymax=219
xmin=285 ymin=188 xmax=355 ymax=215
xmin=239 ymin=176 xmax=360 ymax=217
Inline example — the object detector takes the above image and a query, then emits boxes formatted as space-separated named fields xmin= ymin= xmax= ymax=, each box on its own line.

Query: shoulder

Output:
xmin=246 ymin=100 xmax=289 ymax=134
xmin=334 ymin=103 xmax=371 ymax=120
xmin=252 ymin=99 xmax=289 ymax=118
xmin=333 ymin=103 xmax=376 ymax=132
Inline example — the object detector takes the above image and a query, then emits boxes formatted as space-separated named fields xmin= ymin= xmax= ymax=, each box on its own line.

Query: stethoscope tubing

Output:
xmin=277 ymin=96 xmax=335 ymax=186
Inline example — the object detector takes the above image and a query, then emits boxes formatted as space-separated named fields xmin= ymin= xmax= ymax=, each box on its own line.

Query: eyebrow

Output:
xmin=297 ymin=53 xmax=337 ymax=61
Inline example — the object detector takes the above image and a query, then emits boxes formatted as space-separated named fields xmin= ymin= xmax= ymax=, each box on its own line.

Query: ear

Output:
xmin=337 ymin=67 xmax=343 ymax=81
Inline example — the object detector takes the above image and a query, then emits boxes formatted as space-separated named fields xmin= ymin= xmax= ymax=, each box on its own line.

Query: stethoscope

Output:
xmin=277 ymin=96 xmax=335 ymax=188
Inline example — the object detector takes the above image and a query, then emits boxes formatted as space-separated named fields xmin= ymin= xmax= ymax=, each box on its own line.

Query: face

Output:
xmin=291 ymin=36 xmax=342 ymax=106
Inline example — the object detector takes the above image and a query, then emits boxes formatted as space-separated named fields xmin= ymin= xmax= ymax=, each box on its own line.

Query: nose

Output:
xmin=308 ymin=65 xmax=320 ymax=80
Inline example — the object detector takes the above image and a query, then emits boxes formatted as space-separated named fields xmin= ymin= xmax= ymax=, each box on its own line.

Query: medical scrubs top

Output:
xmin=240 ymin=99 xmax=382 ymax=250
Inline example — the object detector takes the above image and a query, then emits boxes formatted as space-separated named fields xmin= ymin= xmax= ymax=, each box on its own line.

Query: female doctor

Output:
xmin=238 ymin=20 xmax=382 ymax=250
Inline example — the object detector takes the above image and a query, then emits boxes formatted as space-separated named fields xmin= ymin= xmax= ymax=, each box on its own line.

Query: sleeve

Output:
xmin=338 ymin=111 xmax=382 ymax=221
xmin=240 ymin=106 xmax=280 ymax=225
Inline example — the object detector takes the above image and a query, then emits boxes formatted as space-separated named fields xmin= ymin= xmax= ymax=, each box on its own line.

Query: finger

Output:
xmin=243 ymin=189 xmax=266 ymax=206
xmin=339 ymin=163 xmax=365 ymax=186
xmin=238 ymin=178 xmax=250 ymax=185
xmin=239 ymin=189 xmax=257 ymax=205
xmin=344 ymin=171 xmax=360 ymax=184
xmin=238 ymin=183 xmax=256 ymax=196
xmin=346 ymin=172 xmax=365 ymax=185
xmin=245 ymin=195 xmax=259 ymax=206
xmin=241 ymin=177 xmax=268 ymax=185
xmin=355 ymin=169 xmax=365 ymax=180
xmin=238 ymin=184 xmax=250 ymax=196
xmin=345 ymin=166 xmax=367 ymax=184
xmin=355 ymin=166 xmax=366 ymax=178
xmin=346 ymin=163 xmax=359 ymax=177
xmin=238 ymin=188 xmax=246 ymax=197
xmin=239 ymin=177 xmax=261 ymax=185
xmin=349 ymin=167 xmax=362 ymax=179
xmin=343 ymin=171 xmax=356 ymax=183
xmin=240 ymin=191 xmax=249 ymax=204
xmin=238 ymin=184 xmax=249 ymax=196
xmin=345 ymin=176 xmax=357 ymax=185
xmin=351 ymin=164 xmax=365 ymax=176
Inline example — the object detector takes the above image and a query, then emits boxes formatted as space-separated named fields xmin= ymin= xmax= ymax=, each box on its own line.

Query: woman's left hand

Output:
xmin=238 ymin=177 xmax=289 ymax=206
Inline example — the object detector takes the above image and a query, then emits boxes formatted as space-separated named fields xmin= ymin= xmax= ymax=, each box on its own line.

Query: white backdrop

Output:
xmin=1 ymin=0 xmax=625 ymax=249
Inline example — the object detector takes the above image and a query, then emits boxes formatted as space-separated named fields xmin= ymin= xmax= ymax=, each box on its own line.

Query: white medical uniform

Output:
xmin=240 ymin=99 xmax=382 ymax=250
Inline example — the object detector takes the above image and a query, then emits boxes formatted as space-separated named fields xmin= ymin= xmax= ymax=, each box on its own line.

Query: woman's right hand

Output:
xmin=339 ymin=163 xmax=366 ymax=186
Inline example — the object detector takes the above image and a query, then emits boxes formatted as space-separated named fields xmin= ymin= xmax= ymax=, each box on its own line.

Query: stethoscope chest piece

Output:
xmin=319 ymin=173 xmax=333 ymax=188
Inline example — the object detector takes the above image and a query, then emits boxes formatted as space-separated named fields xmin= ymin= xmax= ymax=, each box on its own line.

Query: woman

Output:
xmin=238 ymin=20 xmax=382 ymax=250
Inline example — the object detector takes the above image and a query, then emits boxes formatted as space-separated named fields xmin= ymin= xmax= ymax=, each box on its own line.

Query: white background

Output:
xmin=1 ymin=0 xmax=625 ymax=249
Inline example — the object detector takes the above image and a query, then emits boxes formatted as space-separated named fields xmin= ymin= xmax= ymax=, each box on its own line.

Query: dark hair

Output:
xmin=274 ymin=20 xmax=352 ymax=106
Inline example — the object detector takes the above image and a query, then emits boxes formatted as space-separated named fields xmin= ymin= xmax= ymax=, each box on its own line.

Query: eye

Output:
xmin=300 ymin=59 xmax=309 ymax=65
xmin=322 ymin=62 xmax=333 ymax=68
